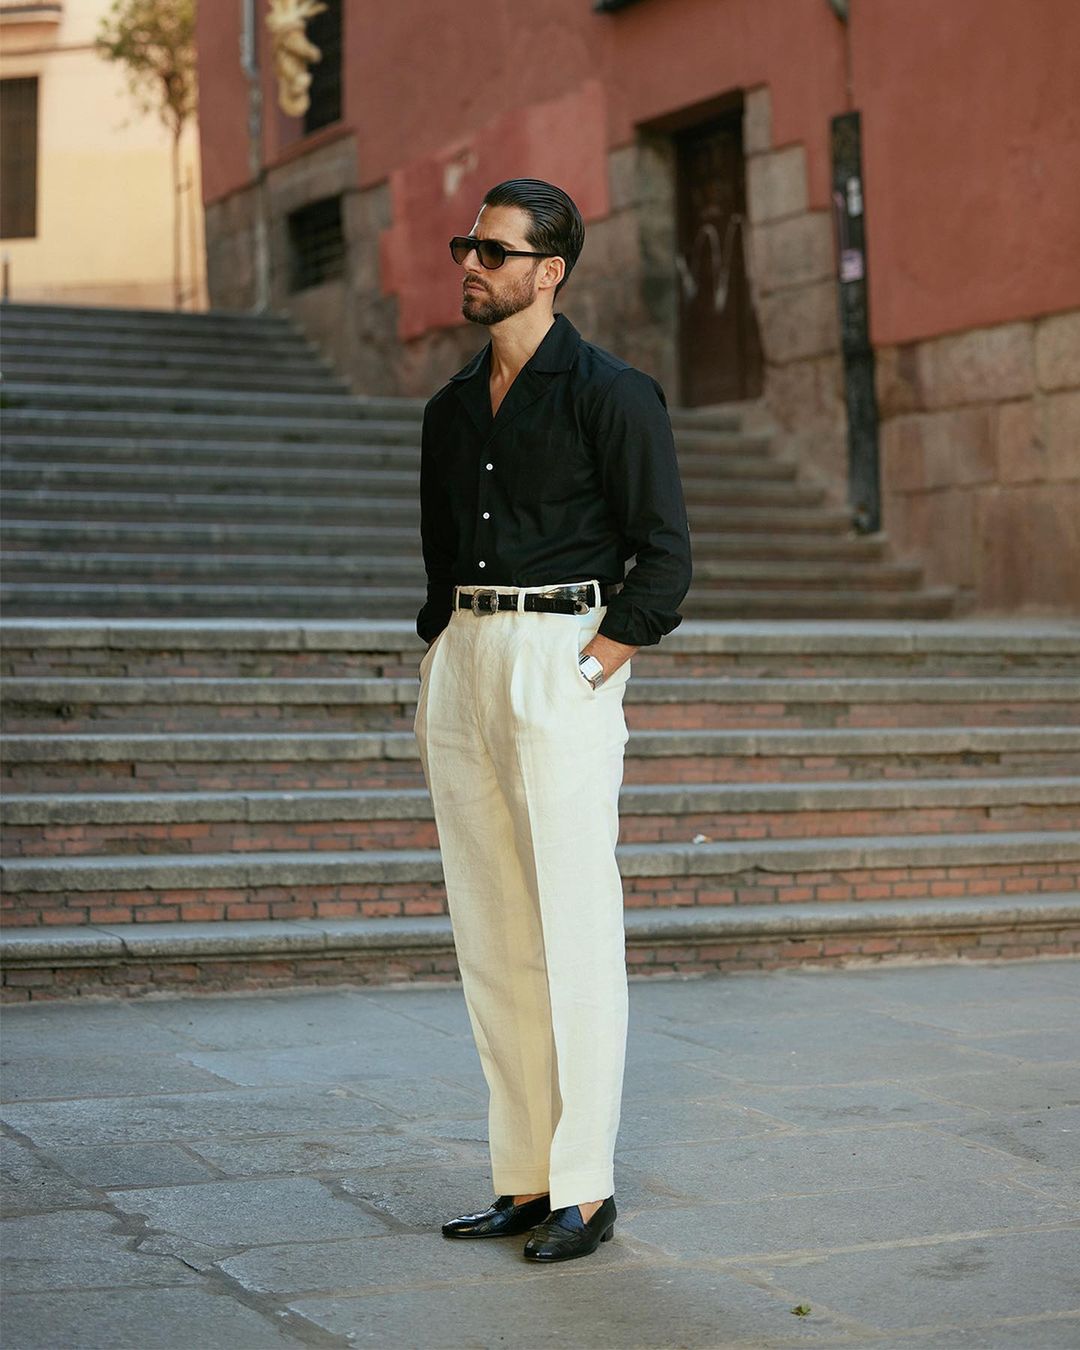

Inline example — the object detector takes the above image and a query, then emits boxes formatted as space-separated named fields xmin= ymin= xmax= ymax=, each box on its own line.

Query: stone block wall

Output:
xmin=878 ymin=312 xmax=1080 ymax=615
xmin=742 ymin=88 xmax=847 ymax=505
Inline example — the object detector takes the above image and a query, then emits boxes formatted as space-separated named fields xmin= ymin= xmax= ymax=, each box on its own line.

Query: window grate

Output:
xmin=287 ymin=195 xmax=346 ymax=291
xmin=1 ymin=76 xmax=39 ymax=239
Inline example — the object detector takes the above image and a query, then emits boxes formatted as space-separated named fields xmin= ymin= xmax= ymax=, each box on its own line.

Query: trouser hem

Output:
xmin=491 ymin=1170 xmax=552 ymax=1196
xmin=548 ymin=1169 xmax=616 ymax=1211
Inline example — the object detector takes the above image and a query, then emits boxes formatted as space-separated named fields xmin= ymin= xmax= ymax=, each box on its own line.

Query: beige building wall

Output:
xmin=0 ymin=0 xmax=206 ymax=309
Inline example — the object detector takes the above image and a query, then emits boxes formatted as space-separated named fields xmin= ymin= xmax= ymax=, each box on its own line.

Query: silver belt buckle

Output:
xmin=570 ymin=582 xmax=596 ymax=615
xmin=470 ymin=587 xmax=501 ymax=616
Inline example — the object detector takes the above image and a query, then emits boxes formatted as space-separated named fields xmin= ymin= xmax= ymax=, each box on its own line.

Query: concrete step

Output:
xmin=0 ymin=408 xmax=425 ymax=446
xmin=4 ymin=673 xmax=1076 ymax=733
xmin=0 ymin=520 xmax=430 ymax=557
xmin=0 ymin=358 xmax=352 ymax=396
xmin=2 ymin=831 xmax=1077 ymax=932
xmin=3 ymin=777 xmax=1077 ymax=858
xmin=0 ymin=300 xmax=303 ymax=339
xmin=0 ymin=330 xmax=344 ymax=365
xmin=0 ymin=518 xmax=891 ymax=564
xmin=667 ymin=408 xmax=743 ymax=433
xmin=0 ymin=555 xmax=937 ymax=601
xmin=0 ymin=464 xmax=810 ymax=507
xmin=0 ymin=489 xmax=858 ymax=535
xmin=0 ymin=330 xmax=333 ymax=365
xmin=683 ymin=587 xmax=958 ymax=620
xmin=0 ymin=581 xmax=962 ymax=620
xmin=0 ymin=338 xmax=337 ymax=370
xmin=0 ymin=432 xmax=780 ymax=475
xmin=6 ymin=891 xmax=1077 ymax=998
xmin=0 ymin=380 xmax=425 ymax=422
xmin=0 ymin=460 xmax=817 ymax=508
xmin=0 ymin=434 xmax=426 ymax=472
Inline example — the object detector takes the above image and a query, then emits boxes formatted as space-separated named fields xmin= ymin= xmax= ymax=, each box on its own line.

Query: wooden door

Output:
xmin=675 ymin=115 xmax=763 ymax=405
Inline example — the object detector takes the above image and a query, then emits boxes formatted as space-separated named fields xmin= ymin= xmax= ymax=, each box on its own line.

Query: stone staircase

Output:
xmin=2 ymin=617 xmax=1079 ymax=998
xmin=2 ymin=303 xmax=1078 ymax=999
xmin=0 ymin=300 xmax=956 ymax=620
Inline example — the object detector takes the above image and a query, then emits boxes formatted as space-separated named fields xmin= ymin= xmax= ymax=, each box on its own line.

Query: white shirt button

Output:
xmin=478 ymin=560 xmax=486 ymax=568
xmin=485 ymin=463 xmax=493 ymax=471
xmin=482 ymin=512 xmax=490 ymax=520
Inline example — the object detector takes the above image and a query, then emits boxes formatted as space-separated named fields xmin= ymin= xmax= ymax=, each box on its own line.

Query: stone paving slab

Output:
xmin=2 ymin=957 xmax=1079 ymax=1349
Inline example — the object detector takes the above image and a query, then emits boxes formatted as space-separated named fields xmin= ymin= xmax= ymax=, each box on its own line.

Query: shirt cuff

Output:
xmin=597 ymin=598 xmax=682 ymax=648
xmin=417 ymin=585 xmax=453 ymax=643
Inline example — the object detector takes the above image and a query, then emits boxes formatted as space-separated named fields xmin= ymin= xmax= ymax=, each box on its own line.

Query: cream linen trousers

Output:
xmin=413 ymin=580 xmax=631 ymax=1210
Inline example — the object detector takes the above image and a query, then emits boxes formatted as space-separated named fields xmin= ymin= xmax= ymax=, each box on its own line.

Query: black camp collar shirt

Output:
xmin=416 ymin=312 xmax=692 ymax=648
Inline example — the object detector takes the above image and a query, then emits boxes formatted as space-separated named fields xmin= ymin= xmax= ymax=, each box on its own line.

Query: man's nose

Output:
xmin=462 ymin=247 xmax=484 ymax=275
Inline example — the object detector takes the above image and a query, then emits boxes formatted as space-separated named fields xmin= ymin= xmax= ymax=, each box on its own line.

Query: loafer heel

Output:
xmin=522 ymin=1195 xmax=617 ymax=1262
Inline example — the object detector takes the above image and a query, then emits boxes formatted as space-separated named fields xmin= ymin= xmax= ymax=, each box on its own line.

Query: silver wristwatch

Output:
xmin=578 ymin=653 xmax=605 ymax=689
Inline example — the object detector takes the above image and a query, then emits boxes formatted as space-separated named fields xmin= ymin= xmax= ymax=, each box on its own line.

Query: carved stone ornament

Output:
xmin=265 ymin=0 xmax=328 ymax=117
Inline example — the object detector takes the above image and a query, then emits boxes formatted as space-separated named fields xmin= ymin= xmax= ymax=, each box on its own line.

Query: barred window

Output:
xmin=287 ymin=194 xmax=345 ymax=291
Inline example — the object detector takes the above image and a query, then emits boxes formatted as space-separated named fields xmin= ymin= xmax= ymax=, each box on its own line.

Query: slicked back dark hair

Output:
xmin=481 ymin=178 xmax=585 ymax=298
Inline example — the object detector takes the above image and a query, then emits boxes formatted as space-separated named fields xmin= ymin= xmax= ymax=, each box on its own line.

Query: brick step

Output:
xmin=0 ymin=432 xmax=780 ymax=474
xmin=3 ymin=778 xmax=1078 ymax=858
xmin=0 ymin=381 xmax=427 ymax=424
xmin=0 ymin=460 xmax=822 ymax=508
xmin=2 ymin=831 xmax=1077 ymax=930
xmin=0 ymin=555 xmax=934 ymax=598
xmin=4 ymin=620 xmax=1076 ymax=678
xmin=4 ymin=675 xmax=1076 ymax=733
xmin=0 ymin=359 xmax=351 ymax=396
xmin=6 ymin=891 xmax=1080 ymax=999
xmin=3 ymin=726 xmax=1076 ymax=793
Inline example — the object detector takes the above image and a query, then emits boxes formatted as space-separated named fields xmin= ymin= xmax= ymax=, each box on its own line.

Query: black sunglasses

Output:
xmin=449 ymin=235 xmax=555 ymax=270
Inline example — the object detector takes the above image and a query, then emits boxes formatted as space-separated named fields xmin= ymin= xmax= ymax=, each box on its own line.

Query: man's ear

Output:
xmin=537 ymin=255 xmax=566 ymax=293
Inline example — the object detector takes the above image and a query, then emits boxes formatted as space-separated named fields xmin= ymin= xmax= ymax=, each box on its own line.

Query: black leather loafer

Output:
xmin=521 ymin=1195 xmax=616 ymax=1261
xmin=441 ymin=1193 xmax=551 ymax=1238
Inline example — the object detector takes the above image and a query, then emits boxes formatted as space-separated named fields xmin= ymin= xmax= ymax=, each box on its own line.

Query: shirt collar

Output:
xmin=449 ymin=312 xmax=580 ymax=382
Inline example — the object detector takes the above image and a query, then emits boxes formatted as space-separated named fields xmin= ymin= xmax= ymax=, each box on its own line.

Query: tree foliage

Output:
xmin=95 ymin=0 xmax=198 ymax=138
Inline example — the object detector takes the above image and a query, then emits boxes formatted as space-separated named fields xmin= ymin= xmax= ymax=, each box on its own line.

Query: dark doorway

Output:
xmin=675 ymin=113 xmax=763 ymax=405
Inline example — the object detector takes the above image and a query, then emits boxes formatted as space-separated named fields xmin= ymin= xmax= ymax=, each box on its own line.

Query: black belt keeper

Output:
xmin=456 ymin=581 xmax=620 ymax=616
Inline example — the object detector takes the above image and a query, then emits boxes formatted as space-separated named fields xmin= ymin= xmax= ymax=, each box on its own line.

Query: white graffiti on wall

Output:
xmin=675 ymin=214 xmax=744 ymax=312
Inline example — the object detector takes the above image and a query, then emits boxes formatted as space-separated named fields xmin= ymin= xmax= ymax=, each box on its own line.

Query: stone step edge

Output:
xmin=3 ymin=726 xmax=1076 ymax=764
xmin=3 ymin=831 xmax=1078 ymax=891
xmin=3 ymin=776 xmax=1077 ymax=826
xmin=2 ymin=618 xmax=1077 ymax=654
xmin=4 ymin=893 xmax=1077 ymax=966
xmin=5 ymin=674 xmax=1078 ymax=704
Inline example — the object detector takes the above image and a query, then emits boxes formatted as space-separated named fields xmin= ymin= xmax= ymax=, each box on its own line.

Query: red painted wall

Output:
xmin=195 ymin=0 xmax=252 ymax=206
xmin=196 ymin=0 xmax=1080 ymax=346
xmin=852 ymin=0 xmax=1080 ymax=345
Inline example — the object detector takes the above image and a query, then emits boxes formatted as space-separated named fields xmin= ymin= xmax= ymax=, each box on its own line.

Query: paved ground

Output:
xmin=2 ymin=959 xmax=1079 ymax=1350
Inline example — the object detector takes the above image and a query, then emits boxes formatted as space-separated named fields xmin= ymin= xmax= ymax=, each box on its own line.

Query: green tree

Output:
xmin=96 ymin=0 xmax=198 ymax=309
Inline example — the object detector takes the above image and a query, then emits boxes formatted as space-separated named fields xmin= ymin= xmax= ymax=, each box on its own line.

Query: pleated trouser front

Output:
xmin=413 ymin=582 xmax=631 ymax=1210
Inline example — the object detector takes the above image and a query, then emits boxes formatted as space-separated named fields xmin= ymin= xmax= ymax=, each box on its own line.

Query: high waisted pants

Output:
xmin=412 ymin=581 xmax=631 ymax=1210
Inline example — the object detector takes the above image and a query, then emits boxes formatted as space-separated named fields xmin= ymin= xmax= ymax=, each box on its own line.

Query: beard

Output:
xmin=462 ymin=263 xmax=539 ymax=325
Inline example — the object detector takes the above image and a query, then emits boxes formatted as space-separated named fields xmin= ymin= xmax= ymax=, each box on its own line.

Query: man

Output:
xmin=413 ymin=178 xmax=691 ymax=1263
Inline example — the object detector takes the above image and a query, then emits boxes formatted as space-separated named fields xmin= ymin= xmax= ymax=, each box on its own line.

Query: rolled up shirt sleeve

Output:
xmin=592 ymin=367 xmax=693 ymax=647
xmin=415 ymin=405 xmax=456 ymax=643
